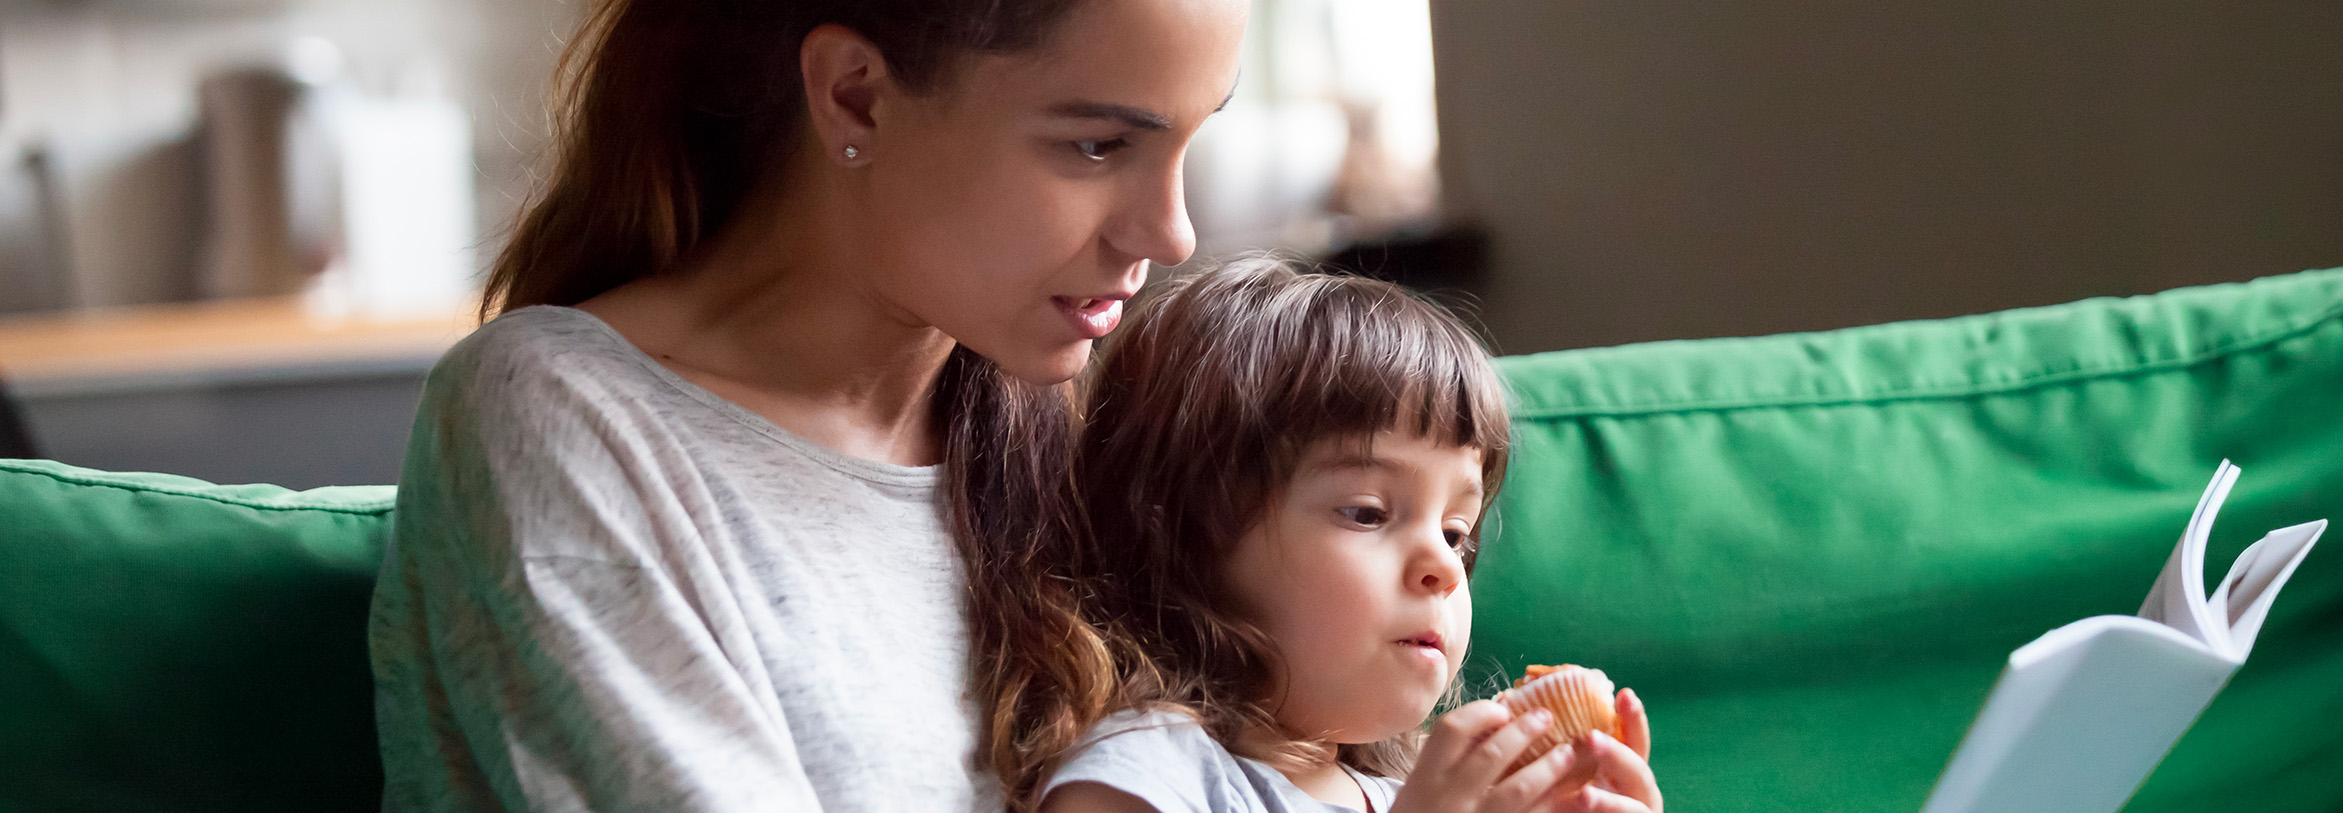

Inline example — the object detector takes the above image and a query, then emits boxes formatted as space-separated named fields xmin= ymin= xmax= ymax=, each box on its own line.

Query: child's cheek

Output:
xmin=1448 ymin=588 xmax=1474 ymax=674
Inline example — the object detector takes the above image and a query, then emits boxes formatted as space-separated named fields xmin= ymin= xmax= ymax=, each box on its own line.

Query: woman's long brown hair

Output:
xmin=481 ymin=0 xmax=1109 ymax=805
xmin=1001 ymin=257 xmax=1513 ymax=805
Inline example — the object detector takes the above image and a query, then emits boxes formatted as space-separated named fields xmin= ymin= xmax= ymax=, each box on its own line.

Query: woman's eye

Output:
xmin=1335 ymin=506 xmax=1388 ymax=527
xmin=1073 ymin=138 xmax=1130 ymax=161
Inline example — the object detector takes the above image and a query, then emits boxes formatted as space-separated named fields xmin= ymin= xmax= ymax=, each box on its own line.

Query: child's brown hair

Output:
xmin=1002 ymin=256 xmax=1511 ymax=808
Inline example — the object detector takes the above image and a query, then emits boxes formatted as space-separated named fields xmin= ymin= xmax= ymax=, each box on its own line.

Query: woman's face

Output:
xmin=860 ymin=0 xmax=1248 ymax=384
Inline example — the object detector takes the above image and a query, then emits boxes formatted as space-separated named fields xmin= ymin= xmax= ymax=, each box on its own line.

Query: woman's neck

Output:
xmin=575 ymin=186 xmax=955 ymax=467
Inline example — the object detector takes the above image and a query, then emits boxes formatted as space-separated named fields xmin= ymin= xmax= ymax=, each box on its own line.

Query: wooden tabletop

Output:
xmin=0 ymin=296 xmax=478 ymax=395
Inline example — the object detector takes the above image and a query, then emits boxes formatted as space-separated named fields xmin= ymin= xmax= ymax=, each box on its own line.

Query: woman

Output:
xmin=368 ymin=0 xmax=1247 ymax=809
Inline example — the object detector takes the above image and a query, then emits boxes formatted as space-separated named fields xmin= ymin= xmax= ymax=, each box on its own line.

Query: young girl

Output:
xmin=1001 ymin=259 xmax=1663 ymax=812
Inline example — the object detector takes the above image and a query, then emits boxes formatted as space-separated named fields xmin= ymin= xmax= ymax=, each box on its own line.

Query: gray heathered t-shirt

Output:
xmin=370 ymin=306 xmax=995 ymax=812
xmin=1044 ymin=710 xmax=1402 ymax=813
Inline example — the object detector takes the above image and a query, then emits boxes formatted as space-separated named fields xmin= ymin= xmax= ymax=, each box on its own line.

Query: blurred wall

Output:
xmin=1432 ymin=2 xmax=2343 ymax=353
xmin=0 ymin=0 xmax=579 ymax=308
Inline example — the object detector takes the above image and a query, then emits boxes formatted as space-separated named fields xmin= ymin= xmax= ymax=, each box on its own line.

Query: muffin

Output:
xmin=1495 ymin=664 xmax=1621 ymax=771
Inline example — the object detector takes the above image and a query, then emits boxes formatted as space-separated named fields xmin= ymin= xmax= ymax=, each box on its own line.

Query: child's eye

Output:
xmin=1443 ymin=528 xmax=1469 ymax=548
xmin=1073 ymin=138 xmax=1130 ymax=161
xmin=1335 ymin=506 xmax=1388 ymax=528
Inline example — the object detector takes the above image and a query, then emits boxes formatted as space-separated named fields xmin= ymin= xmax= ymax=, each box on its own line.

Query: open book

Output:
xmin=1922 ymin=461 xmax=2327 ymax=813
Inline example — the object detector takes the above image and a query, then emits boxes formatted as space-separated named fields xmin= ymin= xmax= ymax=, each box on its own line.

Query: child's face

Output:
xmin=1223 ymin=430 xmax=1482 ymax=745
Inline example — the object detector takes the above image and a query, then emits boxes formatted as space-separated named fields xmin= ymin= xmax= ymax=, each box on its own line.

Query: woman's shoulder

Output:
xmin=422 ymin=305 xmax=672 ymax=417
xmin=438 ymin=305 xmax=641 ymax=384
xmin=391 ymin=307 xmax=702 ymax=566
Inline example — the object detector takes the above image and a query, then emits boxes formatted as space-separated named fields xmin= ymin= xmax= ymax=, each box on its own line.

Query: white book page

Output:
xmin=2206 ymin=519 xmax=2327 ymax=655
xmin=2136 ymin=461 xmax=2239 ymax=656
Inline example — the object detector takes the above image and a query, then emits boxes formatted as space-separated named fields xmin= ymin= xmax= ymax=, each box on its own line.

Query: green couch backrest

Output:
xmin=0 ymin=460 xmax=393 ymax=811
xmin=1473 ymin=268 xmax=2343 ymax=812
xmin=3 ymin=268 xmax=2337 ymax=812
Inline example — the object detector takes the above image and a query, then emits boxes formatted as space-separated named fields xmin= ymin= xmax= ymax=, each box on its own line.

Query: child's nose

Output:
xmin=1416 ymin=547 xmax=1465 ymax=597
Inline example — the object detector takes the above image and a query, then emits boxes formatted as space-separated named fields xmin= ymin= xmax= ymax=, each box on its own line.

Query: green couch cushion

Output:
xmin=0 ymin=459 xmax=393 ymax=811
xmin=1473 ymin=268 xmax=2343 ymax=812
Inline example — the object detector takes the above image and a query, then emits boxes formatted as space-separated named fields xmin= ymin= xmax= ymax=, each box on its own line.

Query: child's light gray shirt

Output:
xmin=1044 ymin=710 xmax=1403 ymax=813
xmin=371 ymin=306 xmax=995 ymax=812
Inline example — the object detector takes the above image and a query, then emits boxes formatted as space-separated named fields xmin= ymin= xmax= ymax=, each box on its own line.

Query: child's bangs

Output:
xmin=1262 ymin=274 xmax=1511 ymax=481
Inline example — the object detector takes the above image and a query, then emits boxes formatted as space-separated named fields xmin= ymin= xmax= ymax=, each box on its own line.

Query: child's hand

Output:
xmin=1548 ymin=688 xmax=1662 ymax=813
xmin=1391 ymin=692 xmax=1663 ymax=813
xmin=1388 ymin=699 xmax=1559 ymax=813
xmin=1379 ymin=699 xmax=1568 ymax=813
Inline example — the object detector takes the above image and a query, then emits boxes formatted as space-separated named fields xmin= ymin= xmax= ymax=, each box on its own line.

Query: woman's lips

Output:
xmin=1055 ymin=296 xmax=1123 ymax=340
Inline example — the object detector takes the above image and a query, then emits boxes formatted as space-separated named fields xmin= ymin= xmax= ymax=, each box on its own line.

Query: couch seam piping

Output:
xmin=1511 ymin=299 xmax=2343 ymax=422
xmin=0 ymin=465 xmax=396 ymax=515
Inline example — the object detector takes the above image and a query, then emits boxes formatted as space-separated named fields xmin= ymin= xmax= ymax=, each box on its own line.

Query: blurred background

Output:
xmin=0 ymin=0 xmax=2339 ymax=486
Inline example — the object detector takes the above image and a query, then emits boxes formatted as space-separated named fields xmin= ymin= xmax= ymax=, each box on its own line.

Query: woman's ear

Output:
xmin=800 ymin=23 xmax=888 ymax=167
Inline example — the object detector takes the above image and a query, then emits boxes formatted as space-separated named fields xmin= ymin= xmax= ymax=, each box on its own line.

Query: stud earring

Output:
xmin=843 ymin=145 xmax=860 ymax=160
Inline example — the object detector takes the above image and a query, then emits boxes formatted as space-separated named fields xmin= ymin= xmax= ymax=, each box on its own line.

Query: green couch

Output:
xmin=5 ymin=268 xmax=2339 ymax=812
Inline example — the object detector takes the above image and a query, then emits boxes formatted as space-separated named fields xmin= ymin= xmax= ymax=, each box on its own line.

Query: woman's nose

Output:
xmin=1108 ymin=159 xmax=1197 ymax=268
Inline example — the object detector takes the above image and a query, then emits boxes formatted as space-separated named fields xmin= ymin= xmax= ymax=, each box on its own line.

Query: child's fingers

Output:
xmin=1579 ymin=730 xmax=1662 ymax=812
xmin=1616 ymin=688 xmax=1652 ymax=760
xmin=1546 ymin=786 xmax=1656 ymax=813
xmin=1488 ymin=731 xmax=1599 ymax=812
xmin=1438 ymin=705 xmax=1554 ymax=790
xmin=1416 ymin=700 xmax=1517 ymax=770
